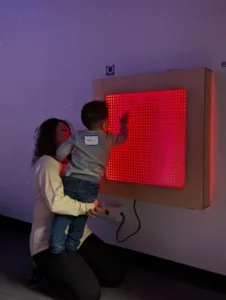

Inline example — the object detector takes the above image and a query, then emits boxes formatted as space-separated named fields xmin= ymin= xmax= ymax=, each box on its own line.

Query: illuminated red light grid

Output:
xmin=105 ymin=89 xmax=187 ymax=188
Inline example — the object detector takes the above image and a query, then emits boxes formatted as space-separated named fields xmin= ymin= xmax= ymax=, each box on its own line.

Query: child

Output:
xmin=50 ymin=100 xmax=128 ymax=254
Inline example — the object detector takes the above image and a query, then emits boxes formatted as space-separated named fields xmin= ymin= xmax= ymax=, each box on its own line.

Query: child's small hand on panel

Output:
xmin=119 ymin=111 xmax=129 ymax=125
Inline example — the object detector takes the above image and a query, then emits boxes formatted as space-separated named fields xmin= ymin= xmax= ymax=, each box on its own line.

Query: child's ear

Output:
xmin=102 ymin=119 xmax=109 ymax=131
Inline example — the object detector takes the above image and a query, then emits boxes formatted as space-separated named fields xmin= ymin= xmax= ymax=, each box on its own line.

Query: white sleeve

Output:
xmin=36 ymin=158 xmax=95 ymax=216
xmin=56 ymin=135 xmax=76 ymax=160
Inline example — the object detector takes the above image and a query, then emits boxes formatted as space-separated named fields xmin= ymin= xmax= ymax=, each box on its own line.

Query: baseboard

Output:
xmin=1 ymin=214 xmax=226 ymax=295
xmin=0 ymin=214 xmax=31 ymax=232
xmin=122 ymin=248 xmax=226 ymax=294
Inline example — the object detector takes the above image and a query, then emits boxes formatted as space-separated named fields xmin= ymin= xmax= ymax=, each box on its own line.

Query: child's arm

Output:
xmin=56 ymin=135 xmax=76 ymax=160
xmin=108 ymin=111 xmax=129 ymax=146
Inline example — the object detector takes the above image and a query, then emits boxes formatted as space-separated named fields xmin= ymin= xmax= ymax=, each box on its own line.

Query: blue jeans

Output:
xmin=50 ymin=176 xmax=99 ymax=254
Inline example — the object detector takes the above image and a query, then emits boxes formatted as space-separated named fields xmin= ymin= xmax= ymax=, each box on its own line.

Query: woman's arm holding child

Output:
xmin=36 ymin=158 xmax=97 ymax=216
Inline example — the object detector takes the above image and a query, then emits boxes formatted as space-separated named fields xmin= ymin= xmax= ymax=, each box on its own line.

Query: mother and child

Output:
xmin=30 ymin=100 xmax=129 ymax=300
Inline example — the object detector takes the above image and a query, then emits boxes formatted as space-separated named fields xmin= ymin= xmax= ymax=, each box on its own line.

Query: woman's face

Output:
xmin=56 ymin=122 xmax=71 ymax=147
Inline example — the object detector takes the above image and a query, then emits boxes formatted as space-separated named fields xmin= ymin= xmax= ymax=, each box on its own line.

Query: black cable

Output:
xmin=116 ymin=199 xmax=141 ymax=243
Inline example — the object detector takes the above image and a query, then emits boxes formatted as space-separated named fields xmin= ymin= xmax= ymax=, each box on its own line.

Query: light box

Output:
xmin=93 ymin=68 xmax=212 ymax=209
xmin=105 ymin=90 xmax=187 ymax=188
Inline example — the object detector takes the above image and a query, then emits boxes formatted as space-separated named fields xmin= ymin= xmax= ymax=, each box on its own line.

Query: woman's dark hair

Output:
xmin=32 ymin=118 xmax=70 ymax=165
xmin=81 ymin=100 xmax=108 ymax=130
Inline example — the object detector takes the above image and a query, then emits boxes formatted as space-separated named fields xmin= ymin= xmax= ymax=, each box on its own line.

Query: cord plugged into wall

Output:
xmin=116 ymin=200 xmax=141 ymax=243
xmin=97 ymin=200 xmax=141 ymax=243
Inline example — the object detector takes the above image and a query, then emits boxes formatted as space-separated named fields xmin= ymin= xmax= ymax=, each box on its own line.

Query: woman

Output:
xmin=30 ymin=118 xmax=124 ymax=300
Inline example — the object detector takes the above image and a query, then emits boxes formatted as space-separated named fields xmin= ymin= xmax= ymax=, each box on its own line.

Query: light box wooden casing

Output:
xmin=93 ymin=68 xmax=212 ymax=209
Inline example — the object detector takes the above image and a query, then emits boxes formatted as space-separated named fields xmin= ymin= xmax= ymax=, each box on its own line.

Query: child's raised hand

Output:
xmin=120 ymin=111 xmax=129 ymax=125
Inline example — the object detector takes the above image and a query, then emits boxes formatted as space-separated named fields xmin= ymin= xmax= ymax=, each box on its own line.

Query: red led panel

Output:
xmin=105 ymin=89 xmax=187 ymax=188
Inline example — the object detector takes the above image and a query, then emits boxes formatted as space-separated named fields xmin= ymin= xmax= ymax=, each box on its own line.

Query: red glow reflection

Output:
xmin=106 ymin=90 xmax=187 ymax=188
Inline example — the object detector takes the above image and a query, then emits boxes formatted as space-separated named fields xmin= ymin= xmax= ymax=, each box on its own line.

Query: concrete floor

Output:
xmin=0 ymin=218 xmax=226 ymax=300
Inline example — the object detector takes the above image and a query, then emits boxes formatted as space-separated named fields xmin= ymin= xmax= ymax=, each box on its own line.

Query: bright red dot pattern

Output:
xmin=105 ymin=89 xmax=187 ymax=189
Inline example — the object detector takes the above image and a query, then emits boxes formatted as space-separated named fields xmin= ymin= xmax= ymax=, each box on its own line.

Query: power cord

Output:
xmin=116 ymin=199 xmax=141 ymax=243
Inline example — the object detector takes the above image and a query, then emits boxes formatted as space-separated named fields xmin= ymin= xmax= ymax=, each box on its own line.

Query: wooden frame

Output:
xmin=93 ymin=68 xmax=212 ymax=209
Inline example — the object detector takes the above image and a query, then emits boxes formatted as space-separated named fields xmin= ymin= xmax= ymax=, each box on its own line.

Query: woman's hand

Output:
xmin=87 ymin=200 xmax=104 ymax=217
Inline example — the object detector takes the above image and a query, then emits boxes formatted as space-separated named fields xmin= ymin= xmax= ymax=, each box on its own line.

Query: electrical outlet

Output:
xmin=97 ymin=204 xmax=123 ymax=223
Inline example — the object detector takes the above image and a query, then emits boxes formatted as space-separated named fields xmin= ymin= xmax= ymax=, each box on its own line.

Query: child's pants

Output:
xmin=50 ymin=176 xmax=99 ymax=254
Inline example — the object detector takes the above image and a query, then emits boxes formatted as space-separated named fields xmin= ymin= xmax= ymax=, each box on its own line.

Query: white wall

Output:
xmin=1 ymin=0 xmax=226 ymax=275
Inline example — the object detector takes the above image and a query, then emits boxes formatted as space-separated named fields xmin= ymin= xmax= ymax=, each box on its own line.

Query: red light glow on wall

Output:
xmin=105 ymin=89 xmax=187 ymax=188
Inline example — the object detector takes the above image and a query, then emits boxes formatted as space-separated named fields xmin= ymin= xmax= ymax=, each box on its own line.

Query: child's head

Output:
xmin=81 ymin=100 xmax=108 ymax=130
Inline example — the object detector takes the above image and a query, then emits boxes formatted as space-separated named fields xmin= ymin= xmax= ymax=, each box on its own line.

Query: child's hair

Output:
xmin=81 ymin=100 xmax=108 ymax=130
